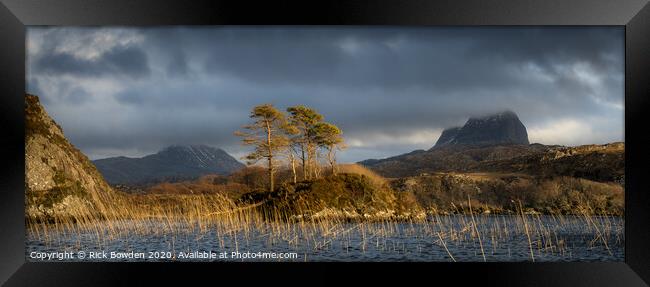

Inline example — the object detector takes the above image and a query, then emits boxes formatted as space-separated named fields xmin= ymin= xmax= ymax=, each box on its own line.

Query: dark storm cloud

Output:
xmin=26 ymin=27 xmax=624 ymax=162
xmin=464 ymin=27 xmax=622 ymax=73
xmin=28 ymin=28 xmax=150 ymax=79
xmin=33 ymin=45 xmax=150 ymax=78
xmin=187 ymin=28 xmax=621 ymax=91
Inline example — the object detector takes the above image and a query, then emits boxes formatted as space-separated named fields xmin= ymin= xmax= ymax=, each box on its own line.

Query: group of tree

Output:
xmin=235 ymin=104 xmax=345 ymax=192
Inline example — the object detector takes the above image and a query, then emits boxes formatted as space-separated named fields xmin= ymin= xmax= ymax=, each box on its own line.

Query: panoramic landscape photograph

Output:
xmin=25 ymin=27 xmax=624 ymax=262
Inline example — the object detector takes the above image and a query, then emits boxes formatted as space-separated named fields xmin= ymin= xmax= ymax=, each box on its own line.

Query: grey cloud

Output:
xmin=33 ymin=45 xmax=150 ymax=78
xmin=27 ymin=27 xmax=624 ymax=162
xmin=179 ymin=28 xmax=621 ymax=92
xmin=166 ymin=50 xmax=189 ymax=78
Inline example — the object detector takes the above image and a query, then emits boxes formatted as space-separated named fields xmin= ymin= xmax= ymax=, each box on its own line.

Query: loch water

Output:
xmin=26 ymin=215 xmax=624 ymax=262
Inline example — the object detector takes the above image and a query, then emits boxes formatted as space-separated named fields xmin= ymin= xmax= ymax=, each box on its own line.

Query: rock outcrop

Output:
xmin=25 ymin=94 xmax=114 ymax=221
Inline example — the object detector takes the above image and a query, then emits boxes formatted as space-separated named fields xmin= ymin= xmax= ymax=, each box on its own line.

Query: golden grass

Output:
xmin=26 ymin=164 xmax=624 ymax=262
xmin=27 ymin=190 xmax=623 ymax=262
xmin=337 ymin=163 xmax=388 ymax=186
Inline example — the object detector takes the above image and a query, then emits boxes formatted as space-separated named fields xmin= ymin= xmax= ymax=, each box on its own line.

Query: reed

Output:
xmin=518 ymin=200 xmax=535 ymax=262
xmin=26 ymin=168 xmax=624 ymax=262
xmin=467 ymin=195 xmax=486 ymax=262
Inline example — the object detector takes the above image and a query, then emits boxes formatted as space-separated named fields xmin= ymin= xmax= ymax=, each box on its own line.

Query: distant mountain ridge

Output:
xmin=94 ymin=145 xmax=245 ymax=185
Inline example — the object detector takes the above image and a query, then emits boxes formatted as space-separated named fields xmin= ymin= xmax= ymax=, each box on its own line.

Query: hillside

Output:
xmin=360 ymin=142 xmax=623 ymax=183
xmin=360 ymin=111 xmax=623 ymax=183
xmin=93 ymin=145 xmax=245 ymax=185
xmin=390 ymin=172 xmax=623 ymax=215
xmin=474 ymin=142 xmax=624 ymax=183
xmin=137 ymin=162 xmax=623 ymax=217
xmin=25 ymin=94 xmax=114 ymax=221
xmin=360 ymin=144 xmax=549 ymax=178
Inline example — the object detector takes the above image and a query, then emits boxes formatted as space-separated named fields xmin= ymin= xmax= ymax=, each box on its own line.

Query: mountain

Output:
xmin=25 ymin=94 xmax=113 ymax=221
xmin=434 ymin=111 xmax=529 ymax=148
xmin=434 ymin=127 xmax=461 ymax=148
xmin=93 ymin=145 xmax=246 ymax=185
xmin=360 ymin=111 xmax=623 ymax=183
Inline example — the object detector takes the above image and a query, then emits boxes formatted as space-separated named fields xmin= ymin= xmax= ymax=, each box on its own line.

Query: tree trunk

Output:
xmin=312 ymin=149 xmax=320 ymax=178
xmin=328 ymin=147 xmax=336 ymax=175
xmin=310 ymin=143 xmax=315 ymax=179
xmin=301 ymin=143 xmax=307 ymax=180
xmin=266 ymin=120 xmax=274 ymax=193
xmin=306 ymin=141 xmax=314 ymax=179
xmin=290 ymin=152 xmax=297 ymax=184
xmin=268 ymin=156 xmax=274 ymax=192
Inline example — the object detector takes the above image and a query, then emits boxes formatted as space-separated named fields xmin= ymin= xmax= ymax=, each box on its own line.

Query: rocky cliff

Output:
xmin=433 ymin=127 xmax=461 ymax=148
xmin=25 ymin=94 xmax=113 ymax=221
xmin=433 ymin=111 xmax=529 ymax=148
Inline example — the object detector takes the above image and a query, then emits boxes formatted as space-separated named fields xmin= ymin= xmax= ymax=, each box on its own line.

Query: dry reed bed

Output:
xmin=27 ymin=190 xmax=623 ymax=261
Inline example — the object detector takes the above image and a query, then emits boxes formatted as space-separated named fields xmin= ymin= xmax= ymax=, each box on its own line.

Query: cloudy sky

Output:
xmin=26 ymin=27 xmax=624 ymax=163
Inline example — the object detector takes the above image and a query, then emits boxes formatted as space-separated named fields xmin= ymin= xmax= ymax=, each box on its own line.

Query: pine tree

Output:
xmin=235 ymin=104 xmax=291 ymax=192
xmin=287 ymin=105 xmax=323 ymax=180
xmin=313 ymin=122 xmax=345 ymax=175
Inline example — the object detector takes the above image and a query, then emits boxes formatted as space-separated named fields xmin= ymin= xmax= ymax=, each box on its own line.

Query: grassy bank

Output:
xmin=118 ymin=164 xmax=623 ymax=219
xmin=392 ymin=172 xmax=623 ymax=216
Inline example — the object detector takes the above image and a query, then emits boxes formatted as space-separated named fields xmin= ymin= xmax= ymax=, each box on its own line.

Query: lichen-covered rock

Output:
xmin=25 ymin=94 xmax=114 ymax=222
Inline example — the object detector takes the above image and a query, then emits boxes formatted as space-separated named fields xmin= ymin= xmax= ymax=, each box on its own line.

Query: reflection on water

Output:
xmin=26 ymin=215 xmax=624 ymax=262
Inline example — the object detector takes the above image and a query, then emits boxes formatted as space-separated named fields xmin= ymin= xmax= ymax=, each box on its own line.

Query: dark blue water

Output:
xmin=26 ymin=215 xmax=624 ymax=262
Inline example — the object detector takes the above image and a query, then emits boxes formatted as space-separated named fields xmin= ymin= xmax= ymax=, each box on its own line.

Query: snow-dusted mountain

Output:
xmin=93 ymin=145 xmax=245 ymax=185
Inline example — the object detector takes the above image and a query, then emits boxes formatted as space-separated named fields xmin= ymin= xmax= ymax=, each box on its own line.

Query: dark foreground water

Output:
xmin=26 ymin=215 xmax=624 ymax=262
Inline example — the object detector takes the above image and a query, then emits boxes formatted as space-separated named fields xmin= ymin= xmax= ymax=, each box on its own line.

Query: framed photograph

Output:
xmin=1 ymin=0 xmax=649 ymax=286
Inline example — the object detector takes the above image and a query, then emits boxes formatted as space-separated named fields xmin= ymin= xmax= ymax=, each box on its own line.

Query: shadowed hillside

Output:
xmin=361 ymin=142 xmax=623 ymax=183
xmin=94 ymin=145 xmax=245 ymax=185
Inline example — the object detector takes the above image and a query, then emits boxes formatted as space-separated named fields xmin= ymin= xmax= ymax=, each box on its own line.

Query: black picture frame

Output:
xmin=1 ymin=0 xmax=648 ymax=286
